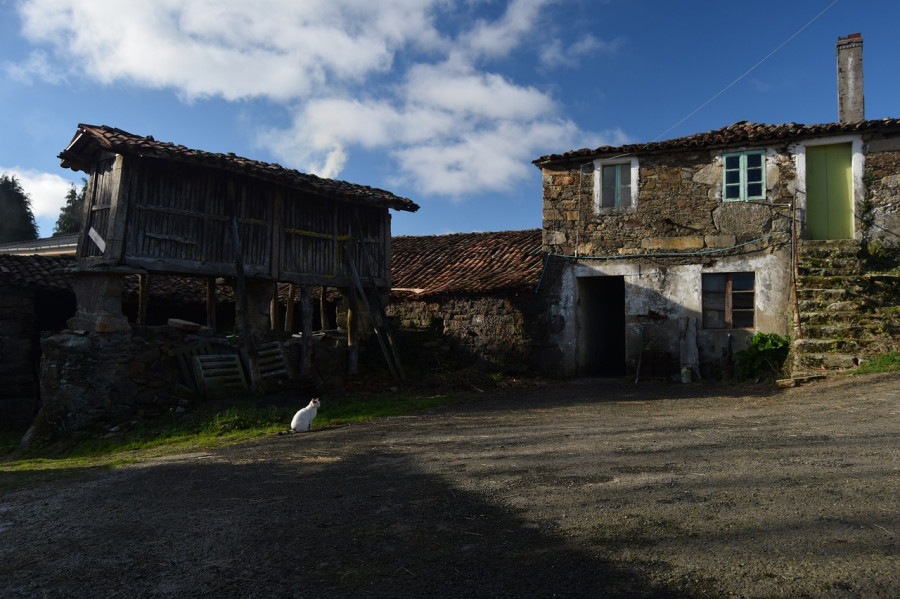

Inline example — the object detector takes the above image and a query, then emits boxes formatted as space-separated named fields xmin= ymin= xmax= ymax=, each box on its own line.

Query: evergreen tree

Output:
xmin=0 ymin=174 xmax=38 ymax=243
xmin=53 ymin=179 xmax=87 ymax=236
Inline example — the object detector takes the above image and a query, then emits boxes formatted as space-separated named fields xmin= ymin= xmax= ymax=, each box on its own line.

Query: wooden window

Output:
xmin=702 ymin=272 xmax=755 ymax=329
xmin=601 ymin=163 xmax=631 ymax=208
xmin=723 ymin=151 xmax=766 ymax=201
xmin=593 ymin=157 xmax=638 ymax=210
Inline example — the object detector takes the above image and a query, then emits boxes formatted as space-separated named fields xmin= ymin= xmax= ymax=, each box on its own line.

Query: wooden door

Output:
xmin=806 ymin=143 xmax=853 ymax=240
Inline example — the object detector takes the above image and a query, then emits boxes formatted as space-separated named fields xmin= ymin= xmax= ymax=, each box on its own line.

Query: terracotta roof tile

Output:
xmin=534 ymin=118 xmax=900 ymax=166
xmin=59 ymin=124 xmax=419 ymax=213
xmin=390 ymin=229 xmax=543 ymax=297
xmin=0 ymin=254 xmax=74 ymax=291
xmin=2 ymin=230 xmax=545 ymax=301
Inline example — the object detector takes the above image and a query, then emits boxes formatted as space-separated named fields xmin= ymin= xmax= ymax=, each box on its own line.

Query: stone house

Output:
xmin=386 ymin=229 xmax=545 ymax=372
xmin=533 ymin=37 xmax=900 ymax=379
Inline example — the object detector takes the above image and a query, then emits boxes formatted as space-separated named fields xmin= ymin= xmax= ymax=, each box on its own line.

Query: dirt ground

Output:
xmin=1 ymin=373 xmax=898 ymax=598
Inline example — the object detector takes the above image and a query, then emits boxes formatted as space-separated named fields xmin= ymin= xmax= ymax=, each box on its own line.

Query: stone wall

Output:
xmin=24 ymin=327 xmax=202 ymax=447
xmin=540 ymin=146 xmax=797 ymax=379
xmin=862 ymin=139 xmax=900 ymax=246
xmin=0 ymin=286 xmax=38 ymax=427
xmin=385 ymin=291 xmax=548 ymax=373
xmin=541 ymin=147 xmax=795 ymax=258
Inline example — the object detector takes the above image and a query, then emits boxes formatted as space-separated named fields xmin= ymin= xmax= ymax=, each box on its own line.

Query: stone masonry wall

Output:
xmin=24 ymin=327 xmax=198 ymax=447
xmin=542 ymin=147 xmax=796 ymax=258
xmin=386 ymin=292 xmax=546 ymax=373
xmin=862 ymin=140 xmax=900 ymax=246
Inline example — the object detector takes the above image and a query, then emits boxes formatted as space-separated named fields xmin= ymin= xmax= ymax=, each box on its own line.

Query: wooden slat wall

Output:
xmin=79 ymin=156 xmax=117 ymax=258
xmin=85 ymin=155 xmax=391 ymax=287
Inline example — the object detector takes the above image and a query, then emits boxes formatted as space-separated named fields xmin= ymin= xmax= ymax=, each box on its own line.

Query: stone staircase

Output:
xmin=791 ymin=240 xmax=900 ymax=376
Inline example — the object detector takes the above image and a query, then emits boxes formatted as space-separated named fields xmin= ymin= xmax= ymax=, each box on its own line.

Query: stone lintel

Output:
xmin=704 ymin=234 xmax=737 ymax=249
xmin=640 ymin=236 xmax=705 ymax=251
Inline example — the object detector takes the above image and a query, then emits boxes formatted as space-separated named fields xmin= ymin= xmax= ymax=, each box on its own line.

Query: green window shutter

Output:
xmin=600 ymin=163 xmax=632 ymax=208
xmin=723 ymin=151 xmax=766 ymax=201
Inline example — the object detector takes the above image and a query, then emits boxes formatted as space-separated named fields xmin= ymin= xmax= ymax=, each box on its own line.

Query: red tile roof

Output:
xmin=0 ymin=254 xmax=73 ymax=291
xmin=390 ymin=229 xmax=543 ymax=297
xmin=58 ymin=124 xmax=419 ymax=213
xmin=2 ymin=230 xmax=545 ymax=300
xmin=534 ymin=118 xmax=900 ymax=166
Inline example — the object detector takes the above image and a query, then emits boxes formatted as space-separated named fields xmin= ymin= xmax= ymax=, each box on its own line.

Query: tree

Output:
xmin=53 ymin=179 xmax=87 ymax=236
xmin=0 ymin=174 xmax=38 ymax=243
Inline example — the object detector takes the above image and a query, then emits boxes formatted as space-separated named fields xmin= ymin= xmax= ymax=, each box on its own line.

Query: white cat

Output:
xmin=289 ymin=398 xmax=320 ymax=433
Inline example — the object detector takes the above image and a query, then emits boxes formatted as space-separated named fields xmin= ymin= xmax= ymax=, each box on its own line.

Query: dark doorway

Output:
xmin=577 ymin=276 xmax=626 ymax=376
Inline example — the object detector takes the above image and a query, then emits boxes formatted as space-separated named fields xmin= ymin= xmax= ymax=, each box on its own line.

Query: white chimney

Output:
xmin=836 ymin=33 xmax=864 ymax=123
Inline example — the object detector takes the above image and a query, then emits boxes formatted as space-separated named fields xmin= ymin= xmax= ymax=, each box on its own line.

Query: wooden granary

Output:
xmin=58 ymin=124 xmax=418 ymax=383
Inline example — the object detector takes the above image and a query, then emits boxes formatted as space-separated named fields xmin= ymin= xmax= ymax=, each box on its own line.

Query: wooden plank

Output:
xmin=271 ymin=190 xmax=282 ymax=280
xmin=167 ymin=342 xmax=213 ymax=391
xmin=300 ymin=285 xmax=312 ymax=375
xmin=228 ymin=181 xmax=262 ymax=392
xmin=206 ymin=276 xmax=217 ymax=330
xmin=346 ymin=286 xmax=358 ymax=376
xmin=103 ymin=154 xmax=129 ymax=264
xmin=256 ymin=341 xmax=289 ymax=378
xmin=138 ymin=273 xmax=150 ymax=325
xmin=192 ymin=354 xmax=248 ymax=396
xmin=345 ymin=249 xmax=403 ymax=383
xmin=284 ymin=283 xmax=296 ymax=333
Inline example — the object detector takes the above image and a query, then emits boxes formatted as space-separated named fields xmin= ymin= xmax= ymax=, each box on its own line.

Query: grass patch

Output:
xmin=0 ymin=391 xmax=460 ymax=492
xmin=852 ymin=352 xmax=900 ymax=375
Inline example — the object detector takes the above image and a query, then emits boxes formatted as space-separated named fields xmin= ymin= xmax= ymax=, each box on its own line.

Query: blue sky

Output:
xmin=1 ymin=0 xmax=897 ymax=238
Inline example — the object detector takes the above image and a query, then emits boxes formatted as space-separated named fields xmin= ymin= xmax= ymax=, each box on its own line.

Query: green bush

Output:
xmin=733 ymin=332 xmax=791 ymax=380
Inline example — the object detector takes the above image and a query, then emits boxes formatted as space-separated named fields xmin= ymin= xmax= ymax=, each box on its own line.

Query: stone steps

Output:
xmin=790 ymin=241 xmax=900 ymax=378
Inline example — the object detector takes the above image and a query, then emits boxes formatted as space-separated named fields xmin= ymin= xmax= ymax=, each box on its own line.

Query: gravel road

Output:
xmin=1 ymin=373 xmax=897 ymax=598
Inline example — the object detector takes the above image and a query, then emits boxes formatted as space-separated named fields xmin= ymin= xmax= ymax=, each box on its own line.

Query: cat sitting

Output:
xmin=287 ymin=398 xmax=320 ymax=433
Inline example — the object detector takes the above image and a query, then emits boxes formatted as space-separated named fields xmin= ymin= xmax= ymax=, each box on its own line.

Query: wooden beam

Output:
xmin=104 ymin=154 xmax=129 ymax=264
xmin=137 ymin=273 xmax=150 ymax=325
xmin=270 ymin=285 xmax=283 ymax=331
xmin=271 ymin=190 xmax=282 ymax=280
xmin=206 ymin=276 xmax=217 ymax=330
xmin=346 ymin=287 xmax=358 ymax=376
xmin=319 ymin=287 xmax=328 ymax=330
xmin=300 ymin=285 xmax=312 ymax=375
xmin=284 ymin=283 xmax=296 ymax=333
xmin=228 ymin=182 xmax=261 ymax=392
xmin=345 ymin=248 xmax=403 ymax=383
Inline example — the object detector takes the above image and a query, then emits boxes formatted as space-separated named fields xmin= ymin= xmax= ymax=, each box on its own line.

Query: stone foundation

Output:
xmin=23 ymin=327 xmax=201 ymax=447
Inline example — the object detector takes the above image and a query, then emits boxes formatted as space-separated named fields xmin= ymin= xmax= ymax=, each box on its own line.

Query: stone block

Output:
xmin=640 ymin=236 xmax=704 ymax=250
xmin=704 ymin=234 xmax=736 ymax=249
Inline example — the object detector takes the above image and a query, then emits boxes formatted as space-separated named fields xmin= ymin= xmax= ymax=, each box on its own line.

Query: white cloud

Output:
xmin=0 ymin=167 xmax=77 ymax=234
xmin=539 ymin=34 xmax=622 ymax=68
xmin=17 ymin=0 xmax=446 ymax=101
xmin=4 ymin=50 xmax=67 ymax=84
xmin=15 ymin=0 xmax=596 ymax=200
xmin=460 ymin=0 xmax=551 ymax=60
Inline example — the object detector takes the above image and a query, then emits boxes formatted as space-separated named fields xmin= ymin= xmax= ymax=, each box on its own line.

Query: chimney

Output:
xmin=836 ymin=33 xmax=864 ymax=123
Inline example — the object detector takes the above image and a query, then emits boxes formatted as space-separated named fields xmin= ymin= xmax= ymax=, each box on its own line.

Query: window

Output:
xmin=594 ymin=157 xmax=638 ymax=210
xmin=722 ymin=151 xmax=766 ymax=201
xmin=702 ymin=272 xmax=755 ymax=329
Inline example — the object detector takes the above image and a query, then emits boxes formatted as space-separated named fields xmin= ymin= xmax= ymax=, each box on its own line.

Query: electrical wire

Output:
xmin=651 ymin=0 xmax=842 ymax=142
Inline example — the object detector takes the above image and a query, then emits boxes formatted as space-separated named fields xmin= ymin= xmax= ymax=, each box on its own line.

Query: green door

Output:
xmin=806 ymin=143 xmax=853 ymax=240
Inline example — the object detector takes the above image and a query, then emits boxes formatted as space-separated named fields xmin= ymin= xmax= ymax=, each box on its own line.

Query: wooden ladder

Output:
xmin=344 ymin=249 xmax=406 ymax=384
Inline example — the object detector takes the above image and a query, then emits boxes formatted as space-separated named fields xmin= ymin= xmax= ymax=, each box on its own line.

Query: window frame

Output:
xmin=593 ymin=157 xmax=638 ymax=211
xmin=702 ymin=272 xmax=756 ymax=329
xmin=722 ymin=150 xmax=767 ymax=202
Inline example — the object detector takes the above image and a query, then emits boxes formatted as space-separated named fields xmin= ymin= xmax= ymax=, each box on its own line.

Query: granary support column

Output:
xmin=66 ymin=269 xmax=135 ymax=334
